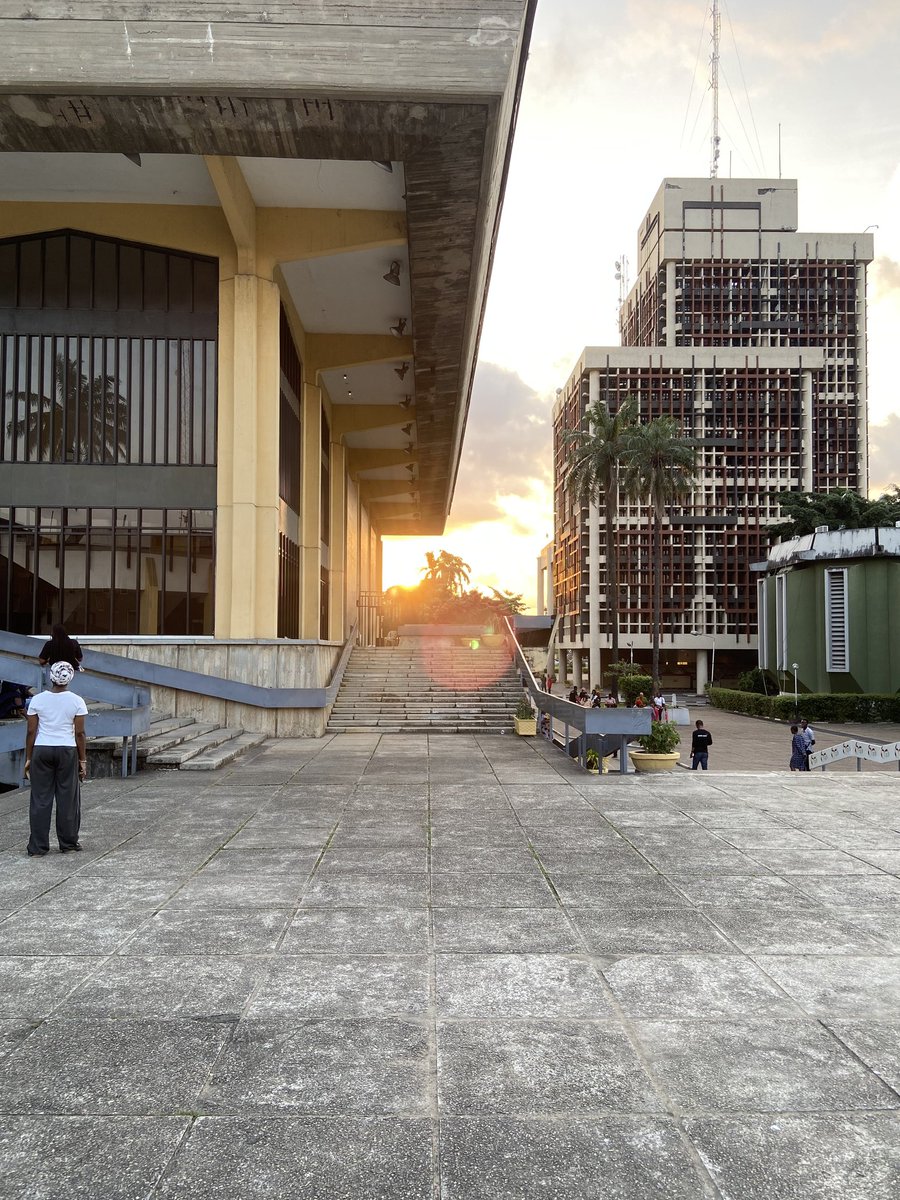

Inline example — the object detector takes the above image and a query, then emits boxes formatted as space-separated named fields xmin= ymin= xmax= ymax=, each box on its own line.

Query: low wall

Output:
xmin=78 ymin=638 xmax=343 ymax=737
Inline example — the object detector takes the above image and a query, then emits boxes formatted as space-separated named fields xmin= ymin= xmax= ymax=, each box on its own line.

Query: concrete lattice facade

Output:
xmin=553 ymin=178 xmax=873 ymax=691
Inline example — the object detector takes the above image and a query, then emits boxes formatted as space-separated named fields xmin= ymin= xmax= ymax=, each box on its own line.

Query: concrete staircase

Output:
xmin=328 ymin=645 xmax=523 ymax=733
xmin=91 ymin=712 xmax=267 ymax=772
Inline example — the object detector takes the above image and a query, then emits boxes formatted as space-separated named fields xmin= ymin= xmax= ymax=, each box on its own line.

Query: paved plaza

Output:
xmin=1 ymin=728 xmax=900 ymax=1198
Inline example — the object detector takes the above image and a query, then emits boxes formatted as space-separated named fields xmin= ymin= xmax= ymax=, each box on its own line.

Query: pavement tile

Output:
xmin=571 ymin=908 xmax=736 ymax=955
xmin=199 ymin=848 xmax=320 ymax=875
xmin=440 ymin=1116 xmax=707 ymax=1199
xmin=826 ymin=1022 xmax=900 ymax=1093
xmin=280 ymin=907 xmax=428 ymax=954
xmin=602 ymin=954 xmax=799 ymax=1018
xmin=57 ymin=957 xmax=269 ymax=1018
xmin=156 ymin=1116 xmax=433 ymax=1199
xmin=635 ymin=1018 xmax=900 ymax=1112
xmin=301 ymin=871 xmax=428 ymax=908
xmin=430 ymin=847 xmax=539 ymax=873
xmin=432 ymin=872 xmax=556 ymax=908
xmin=225 ymin=819 xmax=331 ymax=849
xmin=551 ymin=876 xmax=690 ymax=908
xmin=437 ymin=1020 xmax=663 ymax=1114
xmin=432 ymin=908 xmax=581 ymax=953
xmin=789 ymin=875 xmax=900 ymax=908
xmin=0 ymin=1020 xmax=39 ymax=1061
xmin=0 ymin=1017 xmax=233 ymax=1115
xmin=201 ymin=1018 xmax=430 ymax=1115
xmin=246 ymin=955 xmax=430 ymax=1017
xmin=120 ymin=907 xmax=293 ymax=955
xmin=664 ymin=874 xmax=817 ymax=906
xmin=744 ymin=849 xmax=885 ymax=874
xmin=700 ymin=904 xmax=890 ymax=954
xmin=684 ymin=1114 xmax=900 ymax=1199
xmin=0 ymin=1116 xmax=190 ymax=1200
xmin=434 ymin=953 xmax=612 ymax=1018
xmin=163 ymin=876 xmax=306 ymax=908
xmin=758 ymin=955 xmax=900 ymax=1017
xmin=0 ymin=908 xmax=148 ymax=955
xmin=318 ymin=847 xmax=427 ymax=872
xmin=0 ymin=956 xmax=106 ymax=1018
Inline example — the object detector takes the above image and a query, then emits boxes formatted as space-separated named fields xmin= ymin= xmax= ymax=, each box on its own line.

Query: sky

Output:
xmin=382 ymin=0 xmax=900 ymax=607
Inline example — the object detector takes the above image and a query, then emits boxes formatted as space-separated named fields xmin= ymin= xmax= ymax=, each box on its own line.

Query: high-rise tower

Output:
xmin=553 ymin=178 xmax=873 ymax=692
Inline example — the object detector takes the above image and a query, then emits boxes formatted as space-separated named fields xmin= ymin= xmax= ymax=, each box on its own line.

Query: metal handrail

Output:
xmin=810 ymin=738 xmax=900 ymax=771
xmin=0 ymin=624 xmax=358 ymax=711
xmin=0 ymin=648 xmax=151 ymax=781
xmin=502 ymin=617 xmax=651 ymax=773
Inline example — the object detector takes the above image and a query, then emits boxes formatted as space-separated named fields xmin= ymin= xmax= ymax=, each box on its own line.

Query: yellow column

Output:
xmin=329 ymin=441 xmax=347 ymax=641
xmin=214 ymin=272 xmax=280 ymax=637
xmin=299 ymin=380 xmax=322 ymax=639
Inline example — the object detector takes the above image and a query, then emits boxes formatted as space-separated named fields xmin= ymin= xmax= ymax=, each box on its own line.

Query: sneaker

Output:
xmin=59 ymin=844 xmax=83 ymax=853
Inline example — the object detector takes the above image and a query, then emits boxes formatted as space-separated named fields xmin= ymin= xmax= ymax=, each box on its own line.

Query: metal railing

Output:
xmin=0 ymin=622 xmax=360 ymax=785
xmin=809 ymin=738 xmax=900 ymax=771
xmin=0 ymin=645 xmax=151 ymax=783
xmin=502 ymin=618 xmax=651 ymax=773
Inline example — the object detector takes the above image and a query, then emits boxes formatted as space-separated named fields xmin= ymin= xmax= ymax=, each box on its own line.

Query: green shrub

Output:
xmin=637 ymin=719 xmax=681 ymax=753
xmin=619 ymin=673 xmax=653 ymax=706
xmin=515 ymin=696 xmax=535 ymax=720
xmin=736 ymin=667 xmax=779 ymax=695
xmin=708 ymin=688 xmax=900 ymax=723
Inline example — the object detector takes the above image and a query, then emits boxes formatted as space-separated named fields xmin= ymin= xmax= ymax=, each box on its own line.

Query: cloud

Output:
xmin=449 ymin=361 xmax=553 ymax=526
xmin=873 ymin=256 xmax=900 ymax=299
xmin=868 ymin=414 xmax=900 ymax=495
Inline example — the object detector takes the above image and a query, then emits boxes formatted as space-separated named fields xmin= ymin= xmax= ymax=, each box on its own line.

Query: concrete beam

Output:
xmin=332 ymin=405 xmax=410 ymax=439
xmin=359 ymin=479 xmax=416 ymax=502
xmin=204 ymin=155 xmax=256 ymax=273
xmin=307 ymin=333 xmax=413 ymax=375
xmin=258 ymin=208 xmax=405 ymax=270
xmin=348 ymin=448 xmax=418 ymax=476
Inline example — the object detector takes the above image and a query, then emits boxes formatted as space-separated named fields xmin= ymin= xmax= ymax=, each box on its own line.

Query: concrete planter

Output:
xmin=628 ymin=750 xmax=680 ymax=774
xmin=514 ymin=716 xmax=537 ymax=736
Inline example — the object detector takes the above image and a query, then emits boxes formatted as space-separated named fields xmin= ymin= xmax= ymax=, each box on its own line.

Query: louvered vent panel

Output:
xmin=825 ymin=568 xmax=849 ymax=672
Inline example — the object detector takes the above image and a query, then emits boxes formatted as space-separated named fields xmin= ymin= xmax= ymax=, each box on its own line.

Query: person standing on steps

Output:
xmin=789 ymin=724 xmax=807 ymax=772
xmin=24 ymin=662 xmax=88 ymax=856
xmin=690 ymin=719 xmax=713 ymax=770
xmin=38 ymin=624 xmax=84 ymax=673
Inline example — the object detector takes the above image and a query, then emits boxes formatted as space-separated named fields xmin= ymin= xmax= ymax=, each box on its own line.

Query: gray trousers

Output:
xmin=28 ymin=746 xmax=81 ymax=854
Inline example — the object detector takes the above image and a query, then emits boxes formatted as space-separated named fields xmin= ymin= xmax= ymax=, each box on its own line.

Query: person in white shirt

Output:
xmin=24 ymin=661 xmax=88 ymax=856
xmin=799 ymin=718 xmax=815 ymax=771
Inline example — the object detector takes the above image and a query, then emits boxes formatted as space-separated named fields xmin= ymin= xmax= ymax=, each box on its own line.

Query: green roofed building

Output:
xmin=753 ymin=527 xmax=900 ymax=695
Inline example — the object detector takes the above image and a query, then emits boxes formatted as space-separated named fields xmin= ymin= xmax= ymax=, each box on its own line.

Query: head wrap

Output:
xmin=49 ymin=661 xmax=75 ymax=686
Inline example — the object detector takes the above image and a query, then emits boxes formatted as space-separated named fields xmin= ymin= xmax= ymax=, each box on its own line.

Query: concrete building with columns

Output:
xmin=0 ymin=3 xmax=535 ymax=692
xmin=552 ymin=177 xmax=873 ymax=694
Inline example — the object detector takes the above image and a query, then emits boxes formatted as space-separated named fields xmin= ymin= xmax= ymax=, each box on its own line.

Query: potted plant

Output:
xmin=514 ymin=695 xmax=536 ymax=736
xmin=628 ymin=719 xmax=681 ymax=773
xmin=585 ymin=748 xmax=600 ymax=774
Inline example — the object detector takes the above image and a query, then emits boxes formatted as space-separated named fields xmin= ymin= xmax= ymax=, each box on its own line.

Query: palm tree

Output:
xmin=420 ymin=550 xmax=472 ymax=596
xmin=6 ymin=349 xmax=128 ymax=464
xmin=623 ymin=416 xmax=697 ymax=687
xmin=563 ymin=395 xmax=639 ymax=669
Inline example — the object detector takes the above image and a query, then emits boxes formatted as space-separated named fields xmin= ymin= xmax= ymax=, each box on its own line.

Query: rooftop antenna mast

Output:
xmin=709 ymin=0 xmax=721 ymax=177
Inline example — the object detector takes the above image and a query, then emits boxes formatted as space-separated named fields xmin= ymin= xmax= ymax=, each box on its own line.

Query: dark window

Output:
xmin=320 ymin=411 xmax=330 ymax=545
xmin=0 ymin=505 xmax=214 ymax=636
xmin=277 ymin=532 xmax=300 ymax=639
xmin=320 ymin=566 xmax=329 ymax=640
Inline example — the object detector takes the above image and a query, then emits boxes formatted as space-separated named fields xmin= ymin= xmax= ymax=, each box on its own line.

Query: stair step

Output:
xmin=127 ymin=721 xmax=219 ymax=758
xmin=179 ymin=731 xmax=268 ymax=771
xmin=145 ymin=726 xmax=245 ymax=766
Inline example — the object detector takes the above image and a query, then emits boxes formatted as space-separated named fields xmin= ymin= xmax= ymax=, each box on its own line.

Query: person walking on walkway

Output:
xmin=690 ymin=719 xmax=713 ymax=770
xmin=24 ymin=662 xmax=88 ymax=856
xmin=799 ymin=718 xmax=815 ymax=770
xmin=38 ymin=624 xmax=83 ymax=672
xmin=789 ymin=724 xmax=807 ymax=772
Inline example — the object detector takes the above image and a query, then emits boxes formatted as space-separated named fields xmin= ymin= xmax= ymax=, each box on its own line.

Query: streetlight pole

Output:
xmin=791 ymin=662 xmax=799 ymax=709
xmin=710 ymin=633 xmax=716 ymax=689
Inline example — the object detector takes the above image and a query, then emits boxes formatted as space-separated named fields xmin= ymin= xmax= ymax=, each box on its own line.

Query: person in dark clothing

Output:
xmin=0 ymin=680 xmax=29 ymax=719
xmin=690 ymin=719 xmax=713 ymax=770
xmin=38 ymin=624 xmax=83 ymax=672
xmin=567 ymin=686 xmax=578 ymax=703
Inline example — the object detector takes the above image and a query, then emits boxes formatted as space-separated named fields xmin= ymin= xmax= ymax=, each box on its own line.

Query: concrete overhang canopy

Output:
xmin=0 ymin=1 xmax=538 ymax=536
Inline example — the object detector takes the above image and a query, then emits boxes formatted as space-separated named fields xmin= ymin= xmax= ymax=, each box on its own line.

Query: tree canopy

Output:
xmin=770 ymin=487 xmax=900 ymax=541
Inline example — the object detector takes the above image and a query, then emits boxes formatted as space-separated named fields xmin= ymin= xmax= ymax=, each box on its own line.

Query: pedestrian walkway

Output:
xmin=1 ymin=733 xmax=900 ymax=1198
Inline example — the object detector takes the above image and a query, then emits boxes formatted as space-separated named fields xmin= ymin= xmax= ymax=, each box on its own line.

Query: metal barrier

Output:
xmin=0 ymin=622 xmax=359 ymax=785
xmin=809 ymin=739 xmax=900 ymax=771
xmin=501 ymin=618 xmax=651 ymax=773
xmin=0 ymin=647 xmax=151 ymax=783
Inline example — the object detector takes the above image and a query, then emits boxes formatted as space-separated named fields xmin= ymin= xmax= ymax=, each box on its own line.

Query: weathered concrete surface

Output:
xmin=1 ymin=731 xmax=900 ymax=1197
